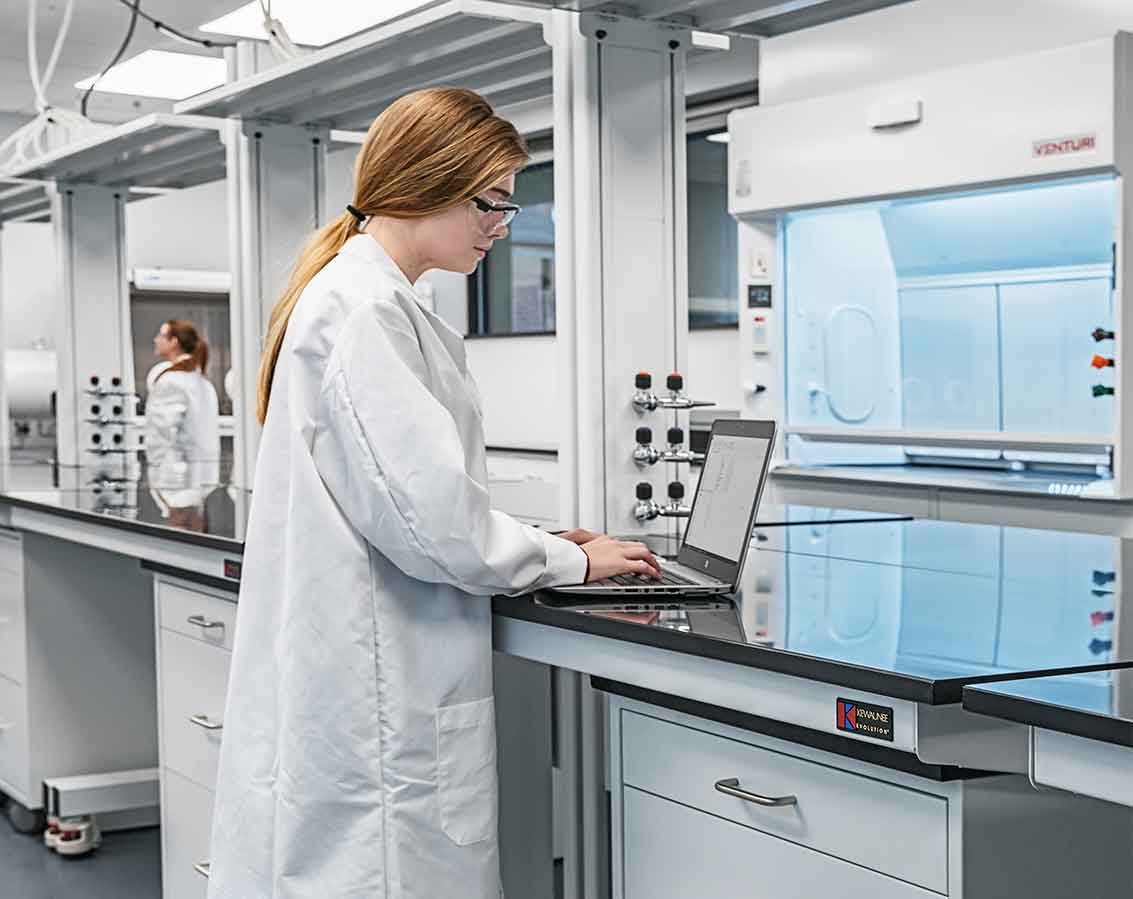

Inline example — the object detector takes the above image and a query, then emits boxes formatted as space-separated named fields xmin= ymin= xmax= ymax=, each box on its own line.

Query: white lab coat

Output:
xmin=207 ymin=234 xmax=587 ymax=899
xmin=144 ymin=367 xmax=221 ymax=490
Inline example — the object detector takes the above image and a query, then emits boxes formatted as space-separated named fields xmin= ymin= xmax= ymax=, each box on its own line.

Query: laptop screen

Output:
xmin=682 ymin=433 xmax=772 ymax=564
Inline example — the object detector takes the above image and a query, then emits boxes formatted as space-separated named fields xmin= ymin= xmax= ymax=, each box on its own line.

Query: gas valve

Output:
xmin=632 ymin=371 xmax=715 ymax=412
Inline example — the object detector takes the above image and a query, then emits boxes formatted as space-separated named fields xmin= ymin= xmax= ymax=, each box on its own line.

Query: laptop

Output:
xmin=551 ymin=419 xmax=776 ymax=596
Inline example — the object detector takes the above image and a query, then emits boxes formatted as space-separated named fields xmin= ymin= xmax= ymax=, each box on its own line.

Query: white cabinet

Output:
xmin=162 ymin=770 xmax=214 ymax=899
xmin=155 ymin=574 xmax=238 ymax=899
xmin=623 ymin=787 xmax=932 ymax=899
xmin=0 ymin=529 xmax=157 ymax=814
xmin=0 ymin=672 xmax=29 ymax=799
xmin=610 ymin=696 xmax=1133 ymax=899
xmin=622 ymin=711 xmax=948 ymax=892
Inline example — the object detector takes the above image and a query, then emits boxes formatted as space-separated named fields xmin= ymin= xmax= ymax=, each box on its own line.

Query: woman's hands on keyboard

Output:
xmin=581 ymin=537 xmax=662 ymax=583
xmin=557 ymin=528 xmax=604 ymax=546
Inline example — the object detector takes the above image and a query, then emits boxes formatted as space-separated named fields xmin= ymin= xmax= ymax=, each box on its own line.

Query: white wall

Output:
xmin=1 ymin=222 xmax=56 ymax=350
xmin=467 ymin=335 xmax=558 ymax=450
xmin=760 ymin=0 xmax=1133 ymax=104
xmin=688 ymin=327 xmax=742 ymax=414
xmin=126 ymin=178 xmax=229 ymax=271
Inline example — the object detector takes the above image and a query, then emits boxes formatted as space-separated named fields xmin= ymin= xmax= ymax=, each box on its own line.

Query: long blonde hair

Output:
xmin=255 ymin=87 xmax=529 ymax=425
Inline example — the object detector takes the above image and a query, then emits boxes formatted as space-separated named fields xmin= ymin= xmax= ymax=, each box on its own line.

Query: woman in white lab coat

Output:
xmin=144 ymin=319 xmax=220 ymax=491
xmin=207 ymin=88 xmax=660 ymax=899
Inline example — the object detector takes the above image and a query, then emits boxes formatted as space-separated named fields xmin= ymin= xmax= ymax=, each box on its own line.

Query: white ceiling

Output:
xmin=0 ymin=0 xmax=239 ymax=124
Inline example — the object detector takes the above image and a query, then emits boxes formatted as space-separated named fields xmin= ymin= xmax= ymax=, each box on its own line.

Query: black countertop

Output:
xmin=495 ymin=517 xmax=1131 ymax=704
xmin=963 ymin=665 xmax=1133 ymax=748
xmin=0 ymin=458 xmax=249 ymax=553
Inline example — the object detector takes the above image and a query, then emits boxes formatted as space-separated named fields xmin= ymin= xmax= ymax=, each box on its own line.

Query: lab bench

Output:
xmin=964 ymin=666 xmax=1133 ymax=809
xmin=1 ymin=466 xmax=1132 ymax=897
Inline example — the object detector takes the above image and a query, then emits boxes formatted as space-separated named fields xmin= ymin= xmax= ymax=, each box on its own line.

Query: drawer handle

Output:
xmin=189 ymin=714 xmax=223 ymax=731
xmin=194 ymin=861 xmax=211 ymax=878
xmin=714 ymin=777 xmax=797 ymax=808
xmin=0 ymin=720 xmax=13 ymax=731
xmin=187 ymin=615 xmax=224 ymax=631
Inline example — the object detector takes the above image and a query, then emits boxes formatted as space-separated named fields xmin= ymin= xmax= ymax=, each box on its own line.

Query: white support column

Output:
xmin=226 ymin=120 xmax=329 ymax=489
xmin=553 ymin=11 xmax=690 ymax=537
xmin=0 ymin=224 xmax=8 ymax=483
xmin=52 ymin=183 xmax=133 ymax=473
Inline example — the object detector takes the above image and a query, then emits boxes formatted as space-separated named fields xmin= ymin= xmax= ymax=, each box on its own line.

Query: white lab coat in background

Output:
xmin=207 ymin=234 xmax=587 ymax=899
xmin=144 ymin=367 xmax=220 ymax=490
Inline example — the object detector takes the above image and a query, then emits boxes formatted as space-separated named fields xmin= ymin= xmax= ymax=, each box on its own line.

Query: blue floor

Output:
xmin=0 ymin=816 xmax=161 ymax=899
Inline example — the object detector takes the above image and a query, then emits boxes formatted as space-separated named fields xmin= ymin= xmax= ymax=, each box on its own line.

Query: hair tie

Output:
xmin=346 ymin=204 xmax=367 ymax=225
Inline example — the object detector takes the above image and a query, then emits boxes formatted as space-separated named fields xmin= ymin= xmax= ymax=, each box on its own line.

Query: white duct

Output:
xmin=7 ymin=348 xmax=56 ymax=418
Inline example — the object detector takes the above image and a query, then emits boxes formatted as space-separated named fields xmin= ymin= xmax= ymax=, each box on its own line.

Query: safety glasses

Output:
xmin=471 ymin=194 xmax=521 ymax=227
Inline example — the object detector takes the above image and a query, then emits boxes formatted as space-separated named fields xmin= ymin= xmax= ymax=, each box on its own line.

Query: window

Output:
xmin=466 ymin=129 xmax=741 ymax=335
xmin=468 ymin=163 xmax=555 ymax=336
xmin=686 ymin=131 xmax=738 ymax=329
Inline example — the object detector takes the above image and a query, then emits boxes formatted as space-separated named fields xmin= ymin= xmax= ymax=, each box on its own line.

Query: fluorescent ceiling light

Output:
xmin=76 ymin=50 xmax=226 ymax=100
xmin=691 ymin=30 xmax=730 ymax=51
xmin=706 ymin=132 xmax=730 ymax=144
xmin=200 ymin=0 xmax=425 ymax=47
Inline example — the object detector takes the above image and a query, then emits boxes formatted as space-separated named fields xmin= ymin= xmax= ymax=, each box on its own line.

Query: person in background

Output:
xmin=144 ymin=319 xmax=220 ymax=489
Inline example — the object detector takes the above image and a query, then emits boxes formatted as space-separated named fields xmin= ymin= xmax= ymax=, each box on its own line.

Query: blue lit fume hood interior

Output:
xmin=783 ymin=175 xmax=1117 ymax=472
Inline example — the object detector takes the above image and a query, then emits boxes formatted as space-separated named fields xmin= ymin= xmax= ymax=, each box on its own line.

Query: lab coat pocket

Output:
xmin=436 ymin=696 xmax=498 ymax=846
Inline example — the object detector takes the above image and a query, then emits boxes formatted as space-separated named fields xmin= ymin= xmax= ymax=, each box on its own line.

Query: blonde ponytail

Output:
xmin=255 ymin=87 xmax=528 ymax=426
xmin=255 ymin=212 xmax=356 ymax=424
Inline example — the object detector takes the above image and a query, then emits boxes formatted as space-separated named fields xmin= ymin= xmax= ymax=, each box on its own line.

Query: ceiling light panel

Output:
xmin=200 ymin=0 xmax=426 ymax=47
xmin=76 ymin=51 xmax=227 ymax=101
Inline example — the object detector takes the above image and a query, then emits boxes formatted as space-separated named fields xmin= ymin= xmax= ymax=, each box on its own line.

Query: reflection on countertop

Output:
xmin=0 ymin=449 xmax=249 ymax=549
xmin=502 ymin=516 xmax=1132 ymax=702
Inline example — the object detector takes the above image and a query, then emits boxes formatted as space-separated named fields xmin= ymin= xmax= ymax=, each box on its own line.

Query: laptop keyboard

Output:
xmin=602 ymin=571 xmax=697 ymax=588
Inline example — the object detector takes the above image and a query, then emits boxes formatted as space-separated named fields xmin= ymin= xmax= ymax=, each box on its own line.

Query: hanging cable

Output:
xmin=258 ymin=0 xmax=303 ymax=62
xmin=80 ymin=0 xmax=142 ymax=119
xmin=111 ymin=0 xmax=235 ymax=49
xmin=0 ymin=0 xmax=98 ymax=174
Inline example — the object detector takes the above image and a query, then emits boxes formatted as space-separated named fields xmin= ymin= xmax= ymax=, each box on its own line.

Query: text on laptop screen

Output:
xmin=683 ymin=435 xmax=771 ymax=563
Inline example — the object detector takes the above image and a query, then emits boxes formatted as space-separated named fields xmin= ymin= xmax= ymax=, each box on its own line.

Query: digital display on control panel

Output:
xmin=748 ymin=284 xmax=772 ymax=308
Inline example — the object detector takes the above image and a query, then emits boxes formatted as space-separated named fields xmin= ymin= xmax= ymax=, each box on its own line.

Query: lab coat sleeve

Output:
xmin=313 ymin=298 xmax=588 ymax=595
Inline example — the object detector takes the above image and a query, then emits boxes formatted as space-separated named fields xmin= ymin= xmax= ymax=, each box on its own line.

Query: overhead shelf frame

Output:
xmin=7 ymin=114 xmax=227 ymax=192
xmin=514 ymin=0 xmax=914 ymax=37
xmin=177 ymin=0 xmax=555 ymax=130
xmin=0 ymin=179 xmax=51 ymax=224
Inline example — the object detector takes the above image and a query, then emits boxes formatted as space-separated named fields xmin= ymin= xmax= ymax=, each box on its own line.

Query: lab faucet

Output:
xmin=633 ymin=481 xmax=691 ymax=521
xmin=633 ymin=427 xmax=704 ymax=466
xmin=632 ymin=372 xmax=715 ymax=412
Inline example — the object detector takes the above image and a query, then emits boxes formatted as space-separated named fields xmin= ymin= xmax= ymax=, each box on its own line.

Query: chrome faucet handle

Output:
xmin=633 ymin=482 xmax=660 ymax=521
xmin=633 ymin=427 xmax=660 ymax=466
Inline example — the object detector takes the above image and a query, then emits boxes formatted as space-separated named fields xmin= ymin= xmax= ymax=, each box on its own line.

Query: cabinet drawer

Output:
xmin=158 ymin=580 xmax=237 ymax=652
xmin=0 ymin=574 xmax=25 ymax=684
xmin=623 ymin=787 xmax=935 ymax=899
xmin=160 ymin=630 xmax=230 ymax=791
xmin=0 ymin=674 xmax=29 ymax=801
xmin=621 ymin=710 xmax=948 ymax=894
xmin=163 ymin=769 xmax=214 ymax=899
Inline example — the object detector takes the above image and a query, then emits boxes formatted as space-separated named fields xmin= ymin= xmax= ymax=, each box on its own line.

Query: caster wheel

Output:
xmin=6 ymin=799 xmax=45 ymax=835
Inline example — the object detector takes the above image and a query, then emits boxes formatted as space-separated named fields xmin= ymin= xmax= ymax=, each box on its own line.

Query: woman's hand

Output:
xmin=581 ymin=537 xmax=662 ymax=583
xmin=557 ymin=528 xmax=604 ymax=546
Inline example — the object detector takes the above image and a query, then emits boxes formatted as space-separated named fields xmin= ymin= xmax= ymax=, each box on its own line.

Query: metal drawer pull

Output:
xmin=189 ymin=714 xmax=223 ymax=731
xmin=194 ymin=861 xmax=211 ymax=878
xmin=187 ymin=615 xmax=224 ymax=630
xmin=0 ymin=720 xmax=13 ymax=731
xmin=714 ymin=777 xmax=797 ymax=808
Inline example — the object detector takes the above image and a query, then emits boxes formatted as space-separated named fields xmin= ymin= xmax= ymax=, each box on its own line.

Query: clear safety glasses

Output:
xmin=471 ymin=194 xmax=522 ymax=227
